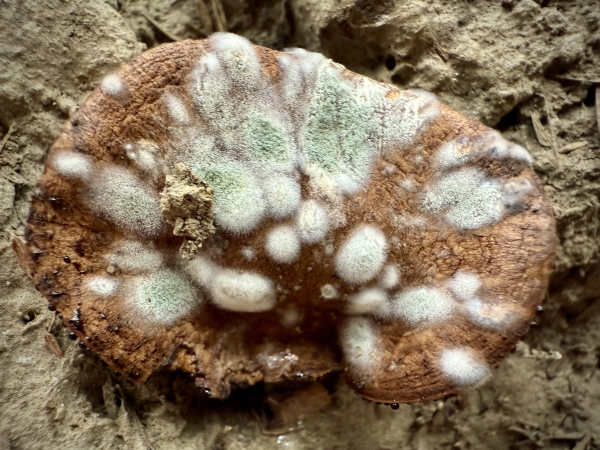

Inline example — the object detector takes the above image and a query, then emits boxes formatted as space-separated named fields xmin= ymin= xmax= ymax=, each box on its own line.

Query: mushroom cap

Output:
xmin=13 ymin=35 xmax=556 ymax=403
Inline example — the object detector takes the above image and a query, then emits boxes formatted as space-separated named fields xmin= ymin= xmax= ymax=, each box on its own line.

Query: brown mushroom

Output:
xmin=13 ymin=33 xmax=556 ymax=404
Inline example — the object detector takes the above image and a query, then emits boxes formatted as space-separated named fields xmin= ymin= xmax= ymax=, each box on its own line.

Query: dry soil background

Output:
xmin=0 ymin=1 xmax=599 ymax=449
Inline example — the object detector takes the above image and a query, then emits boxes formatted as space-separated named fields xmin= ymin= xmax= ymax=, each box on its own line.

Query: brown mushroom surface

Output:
xmin=13 ymin=34 xmax=556 ymax=404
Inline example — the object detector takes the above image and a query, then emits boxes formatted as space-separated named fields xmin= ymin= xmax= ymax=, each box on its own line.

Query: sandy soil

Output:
xmin=0 ymin=1 xmax=599 ymax=449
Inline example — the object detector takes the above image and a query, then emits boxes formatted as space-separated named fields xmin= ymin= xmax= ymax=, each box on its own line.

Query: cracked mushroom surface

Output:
xmin=13 ymin=33 xmax=556 ymax=404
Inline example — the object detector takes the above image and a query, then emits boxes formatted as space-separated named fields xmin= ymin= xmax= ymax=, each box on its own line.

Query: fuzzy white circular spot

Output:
xmin=133 ymin=270 xmax=199 ymax=326
xmin=163 ymin=94 xmax=190 ymax=126
xmin=339 ymin=316 xmax=380 ymax=374
xmin=295 ymin=200 xmax=329 ymax=244
xmin=346 ymin=288 xmax=388 ymax=315
xmin=320 ymin=284 xmax=339 ymax=300
xmin=210 ymin=270 xmax=276 ymax=312
xmin=52 ymin=153 xmax=92 ymax=179
xmin=88 ymin=277 xmax=119 ymax=297
xmin=101 ymin=74 xmax=126 ymax=97
xmin=263 ymin=177 xmax=301 ymax=219
xmin=449 ymin=271 xmax=481 ymax=302
xmin=88 ymin=166 xmax=165 ymax=237
xmin=465 ymin=298 xmax=513 ymax=331
xmin=335 ymin=226 xmax=388 ymax=285
xmin=423 ymin=167 xmax=504 ymax=230
xmin=390 ymin=286 xmax=455 ymax=325
xmin=265 ymin=225 xmax=300 ymax=264
xmin=379 ymin=265 xmax=400 ymax=291
xmin=439 ymin=348 xmax=489 ymax=386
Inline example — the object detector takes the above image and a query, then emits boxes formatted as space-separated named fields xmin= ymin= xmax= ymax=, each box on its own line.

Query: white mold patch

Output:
xmin=346 ymin=288 xmax=388 ymax=315
xmin=295 ymin=200 xmax=329 ymax=244
xmin=449 ymin=271 xmax=481 ymax=302
xmin=87 ymin=276 xmax=119 ymax=297
xmin=335 ymin=173 xmax=360 ymax=195
xmin=485 ymin=132 xmax=533 ymax=164
xmin=265 ymin=225 xmax=300 ymax=264
xmin=111 ymin=241 xmax=163 ymax=273
xmin=379 ymin=265 xmax=400 ymax=291
xmin=51 ymin=153 xmax=92 ymax=179
xmin=439 ymin=347 xmax=490 ymax=387
xmin=163 ymin=93 xmax=190 ymax=126
xmin=320 ymin=284 xmax=339 ymax=300
xmin=88 ymin=166 xmax=165 ymax=236
xmin=210 ymin=270 xmax=276 ymax=312
xmin=101 ymin=74 xmax=126 ymax=97
xmin=340 ymin=316 xmax=380 ymax=374
xmin=435 ymin=138 xmax=472 ymax=170
xmin=383 ymin=93 xmax=439 ymax=151
xmin=389 ymin=286 xmax=455 ymax=325
xmin=465 ymin=298 xmax=514 ymax=331
xmin=133 ymin=269 xmax=199 ymax=326
xmin=192 ymin=161 xmax=266 ymax=235
xmin=263 ymin=176 xmax=301 ymax=219
xmin=502 ymin=178 xmax=532 ymax=207
xmin=423 ymin=167 xmax=504 ymax=230
xmin=209 ymin=32 xmax=261 ymax=88
xmin=335 ymin=226 xmax=388 ymax=285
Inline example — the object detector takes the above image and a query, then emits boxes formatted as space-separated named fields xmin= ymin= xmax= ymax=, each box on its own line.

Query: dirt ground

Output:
xmin=0 ymin=1 xmax=599 ymax=449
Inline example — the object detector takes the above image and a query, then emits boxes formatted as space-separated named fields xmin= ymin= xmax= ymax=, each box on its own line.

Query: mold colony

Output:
xmin=13 ymin=33 xmax=556 ymax=404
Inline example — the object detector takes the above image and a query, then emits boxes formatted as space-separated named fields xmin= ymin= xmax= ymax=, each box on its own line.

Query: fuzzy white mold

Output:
xmin=423 ymin=167 xmax=504 ymax=230
xmin=88 ymin=166 xmax=165 ymax=237
xmin=88 ymin=276 xmax=119 ymax=297
xmin=320 ymin=284 xmax=339 ymax=300
xmin=101 ymin=74 xmax=126 ymax=97
xmin=52 ymin=153 xmax=92 ymax=179
xmin=339 ymin=316 xmax=380 ymax=373
xmin=111 ymin=241 xmax=163 ymax=273
xmin=449 ymin=271 xmax=481 ymax=302
xmin=295 ymin=200 xmax=329 ymax=244
xmin=346 ymin=288 xmax=388 ymax=315
xmin=336 ymin=226 xmax=388 ymax=285
xmin=263 ymin=176 xmax=301 ymax=219
xmin=465 ymin=298 xmax=514 ymax=331
xmin=210 ymin=270 xmax=276 ymax=312
xmin=390 ymin=286 xmax=455 ymax=325
xmin=379 ymin=265 xmax=400 ymax=291
xmin=163 ymin=93 xmax=190 ymax=126
xmin=133 ymin=270 xmax=199 ymax=326
xmin=439 ymin=347 xmax=490 ymax=386
xmin=265 ymin=225 xmax=300 ymax=264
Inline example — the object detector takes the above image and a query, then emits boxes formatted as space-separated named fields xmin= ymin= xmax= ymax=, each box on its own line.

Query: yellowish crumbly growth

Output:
xmin=160 ymin=163 xmax=216 ymax=259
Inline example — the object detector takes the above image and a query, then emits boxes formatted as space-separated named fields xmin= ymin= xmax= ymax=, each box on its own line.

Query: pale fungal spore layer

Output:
xmin=335 ymin=226 xmax=388 ymax=285
xmin=379 ymin=265 xmax=400 ymax=291
xmin=390 ymin=287 xmax=456 ymax=325
xmin=88 ymin=277 xmax=119 ymax=297
xmin=52 ymin=153 xmax=92 ymax=179
xmin=210 ymin=270 xmax=276 ymax=312
xmin=101 ymin=74 xmax=126 ymax=97
xmin=340 ymin=317 xmax=380 ymax=374
xmin=133 ymin=270 xmax=198 ymax=325
xmin=449 ymin=271 xmax=481 ymax=301
xmin=439 ymin=348 xmax=490 ymax=387
xmin=465 ymin=299 xmax=514 ymax=331
xmin=265 ymin=225 xmax=300 ymax=264
xmin=110 ymin=241 xmax=164 ymax=273
xmin=88 ymin=167 xmax=165 ymax=237
xmin=295 ymin=200 xmax=329 ymax=244
xmin=423 ymin=168 xmax=504 ymax=230
xmin=346 ymin=288 xmax=388 ymax=315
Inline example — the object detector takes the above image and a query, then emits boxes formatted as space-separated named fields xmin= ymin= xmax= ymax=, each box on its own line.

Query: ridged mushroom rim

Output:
xmin=13 ymin=33 xmax=557 ymax=405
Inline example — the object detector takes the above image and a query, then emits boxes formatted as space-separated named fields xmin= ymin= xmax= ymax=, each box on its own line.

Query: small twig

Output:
xmin=0 ymin=123 xmax=16 ymax=153
xmin=572 ymin=434 xmax=592 ymax=450
xmin=140 ymin=10 xmax=182 ymax=42
xmin=210 ymin=0 xmax=227 ymax=32
xmin=554 ymin=75 xmax=600 ymax=84
xmin=592 ymin=86 xmax=600 ymax=136
xmin=195 ymin=0 xmax=213 ymax=34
